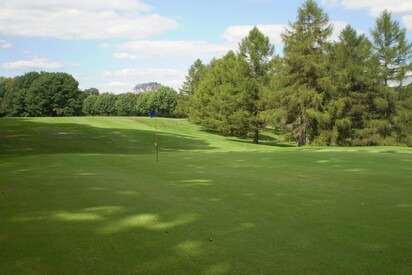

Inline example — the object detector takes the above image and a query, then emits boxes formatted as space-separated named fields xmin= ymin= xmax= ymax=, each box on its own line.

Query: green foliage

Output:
xmin=4 ymin=72 xmax=41 ymax=116
xmin=115 ymin=93 xmax=137 ymax=116
xmin=275 ymin=0 xmax=332 ymax=146
xmin=135 ymin=86 xmax=178 ymax=117
xmin=175 ymin=59 xmax=207 ymax=118
xmin=238 ymin=27 xmax=275 ymax=143
xmin=0 ymin=77 xmax=11 ymax=117
xmin=371 ymin=10 xmax=412 ymax=86
xmin=83 ymin=87 xmax=99 ymax=96
xmin=188 ymin=28 xmax=274 ymax=143
xmin=324 ymin=25 xmax=383 ymax=145
xmin=93 ymin=93 xmax=118 ymax=116
xmin=136 ymin=91 xmax=155 ymax=116
xmin=3 ymin=72 xmax=82 ymax=117
xmin=82 ymin=95 xmax=99 ymax=115
xmin=153 ymin=86 xmax=178 ymax=117
xmin=190 ymin=52 xmax=247 ymax=135
xmin=396 ymin=85 xmax=412 ymax=146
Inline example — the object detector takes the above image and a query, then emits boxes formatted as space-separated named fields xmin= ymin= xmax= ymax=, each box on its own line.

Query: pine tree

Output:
xmin=175 ymin=59 xmax=207 ymax=118
xmin=328 ymin=25 xmax=377 ymax=145
xmin=371 ymin=10 xmax=412 ymax=87
xmin=189 ymin=51 xmax=248 ymax=135
xmin=187 ymin=28 xmax=274 ymax=143
xmin=366 ymin=11 xmax=412 ymax=145
xmin=276 ymin=0 xmax=332 ymax=146
xmin=238 ymin=27 xmax=275 ymax=143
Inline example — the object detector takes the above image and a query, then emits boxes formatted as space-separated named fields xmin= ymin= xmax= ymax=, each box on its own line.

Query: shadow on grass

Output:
xmin=0 ymin=118 xmax=214 ymax=156
xmin=228 ymin=134 xmax=296 ymax=148
xmin=198 ymin=127 xmax=296 ymax=148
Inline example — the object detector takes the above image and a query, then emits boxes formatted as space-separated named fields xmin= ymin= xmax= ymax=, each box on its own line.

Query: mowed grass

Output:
xmin=1 ymin=117 xmax=411 ymax=274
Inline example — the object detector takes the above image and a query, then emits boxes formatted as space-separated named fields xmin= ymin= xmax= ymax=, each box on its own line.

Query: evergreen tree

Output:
xmin=238 ymin=27 xmax=275 ymax=143
xmin=396 ymin=84 xmax=412 ymax=146
xmin=175 ymin=59 xmax=207 ymax=118
xmin=275 ymin=0 xmax=332 ymax=145
xmin=371 ymin=10 xmax=412 ymax=86
xmin=190 ymin=51 xmax=249 ymax=136
xmin=188 ymin=28 xmax=274 ymax=143
xmin=328 ymin=26 xmax=381 ymax=145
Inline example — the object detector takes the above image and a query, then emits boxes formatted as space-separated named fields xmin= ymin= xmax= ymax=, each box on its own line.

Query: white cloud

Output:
xmin=98 ymin=81 xmax=137 ymax=94
xmin=0 ymin=0 xmax=152 ymax=12
xmin=3 ymin=57 xmax=66 ymax=70
xmin=341 ymin=0 xmax=412 ymax=16
xmin=113 ymin=52 xmax=139 ymax=60
xmin=113 ymin=24 xmax=287 ymax=61
xmin=221 ymin=24 xmax=285 ymax=45
xmin=102 ymin=68 xmax=186 ymax=92
xmin=330 ymin=21 xmax=351 ymax=41
xmin=99 ymin=43 xmax=112 ymax=49
xmin=321 ymin=0 xmax=339 ymax=9
xmin=403 ymin=15 xmax=412 ymax=31
xmin=107 ymin=81 xmax=135 ymax=88
xmin=326 ymin=1 xmax=412 ymax=33
xmin=0 ymin=40 xmax=12 ymax=48
xmin=115 ymin=40 xmax=234 ymax=60
xmin=0 ymin=0 xmax=178 ymax=40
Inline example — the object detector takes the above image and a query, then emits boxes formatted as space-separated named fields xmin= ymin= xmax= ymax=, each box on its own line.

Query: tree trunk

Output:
xmin=253 ymin=128 xmax=259 ymax=144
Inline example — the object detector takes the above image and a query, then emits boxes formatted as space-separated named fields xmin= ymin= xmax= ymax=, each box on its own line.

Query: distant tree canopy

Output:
xmin=83 ymin=87 xmax=99 ymax=96
xmin=82 ymin=85 xmax=178 ymax=117
xmin=0 ymin=77 xmax=11 ymax=117
xmin=135 ymin=86 xmax=178 ymax=117
xmin=1 ymin=73 xmax=178 ymax=118
xmin=133 ymin=82 xmax=162 ymax=94
xmin=2 ymin=72 xmax=84 ymax=117
xmin=176 ymin=0 xmax=412 ymax=146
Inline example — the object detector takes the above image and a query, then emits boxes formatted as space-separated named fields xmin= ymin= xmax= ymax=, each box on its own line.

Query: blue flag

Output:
xmin=150 ymin=107 xmax=157 ymax=118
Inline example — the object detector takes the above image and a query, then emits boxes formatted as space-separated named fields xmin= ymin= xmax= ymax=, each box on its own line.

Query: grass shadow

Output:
xmin=228 ymin=133 xmax=296 ymax=148
xmin=0 ymin=118 xmax=214 ymax=156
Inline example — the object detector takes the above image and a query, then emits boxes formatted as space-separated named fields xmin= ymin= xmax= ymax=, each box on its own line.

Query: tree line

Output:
xmin=1 ymin=0 xmax=411 ymax=147
xmin=0 ymin=73 xmax=179 ymax=118
xmin=176 ymin=0 xmax=412 ymax=146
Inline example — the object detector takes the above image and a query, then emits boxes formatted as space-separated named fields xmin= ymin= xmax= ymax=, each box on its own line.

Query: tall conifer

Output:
xmin=371 ymin=10 xmax=412 ymax=86
xmin=276 ymin=0 xmax=332 ymax=145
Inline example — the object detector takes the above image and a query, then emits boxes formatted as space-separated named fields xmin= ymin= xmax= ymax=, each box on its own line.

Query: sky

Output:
xmin=0 ymin=0 xmax=411 ymax=94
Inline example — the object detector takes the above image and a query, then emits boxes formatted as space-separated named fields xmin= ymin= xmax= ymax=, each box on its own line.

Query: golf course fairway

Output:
xmin=1 ymin=117 xmax=411 ymax=274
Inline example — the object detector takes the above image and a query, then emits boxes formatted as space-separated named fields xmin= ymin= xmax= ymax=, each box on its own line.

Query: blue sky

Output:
xmin=0 ymin=0 xmax=411 ymax=94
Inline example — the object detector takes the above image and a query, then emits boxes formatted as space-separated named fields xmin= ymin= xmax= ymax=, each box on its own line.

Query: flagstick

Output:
xmin=155 ymin=115 xmax=159 ymax=163
xmin=150 ymin=107 xmax=159 ymax=162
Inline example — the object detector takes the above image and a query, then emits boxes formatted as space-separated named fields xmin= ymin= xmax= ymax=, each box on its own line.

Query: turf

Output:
xmin=1 ymin=117 xmax=411 ymax=274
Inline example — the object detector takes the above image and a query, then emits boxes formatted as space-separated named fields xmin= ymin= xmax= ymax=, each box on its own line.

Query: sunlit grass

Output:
xmin=0 ymin=117 xmax=411 ymax=274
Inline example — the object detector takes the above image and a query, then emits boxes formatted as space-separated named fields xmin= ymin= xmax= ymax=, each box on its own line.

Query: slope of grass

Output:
xmin=1 ymin=117 xmax=411 ymax=274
